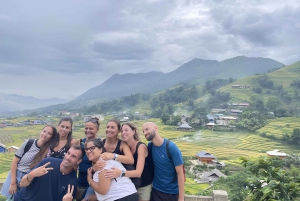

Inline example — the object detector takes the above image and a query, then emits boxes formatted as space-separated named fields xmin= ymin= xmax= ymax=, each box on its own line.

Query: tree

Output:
xmin=266 ymin=97 xmax=282 ymax=111
xmin=241 ymin=156 xmax=300 ymax=201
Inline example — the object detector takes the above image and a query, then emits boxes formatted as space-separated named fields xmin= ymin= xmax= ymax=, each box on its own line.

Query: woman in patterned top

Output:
xmin=47 ymin=117 xmax=77 ymax=159
xmin=0 ymin=125 xmax=57 ymax=198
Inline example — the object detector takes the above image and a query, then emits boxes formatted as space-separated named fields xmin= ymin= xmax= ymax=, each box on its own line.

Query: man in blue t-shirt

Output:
xmin=14 ymin=145 xmax=84 ymax=201
xmin=142 ymin=122 xmax=184 ymax=201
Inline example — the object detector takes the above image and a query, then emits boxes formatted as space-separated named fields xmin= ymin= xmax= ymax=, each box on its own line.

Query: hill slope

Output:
xmin=76 ymin=56 xmax=283 ymax=101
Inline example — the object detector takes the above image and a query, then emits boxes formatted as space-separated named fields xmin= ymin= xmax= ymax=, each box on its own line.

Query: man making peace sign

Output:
xmin=14 ymin=145 xmax=84 ymax=201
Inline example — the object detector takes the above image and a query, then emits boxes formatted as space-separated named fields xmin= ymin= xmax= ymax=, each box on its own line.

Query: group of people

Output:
xmin=0 ymin=117 xmax=185 ymax=201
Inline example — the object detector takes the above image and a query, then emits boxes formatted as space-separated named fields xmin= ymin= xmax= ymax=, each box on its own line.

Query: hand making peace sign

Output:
xmin=62 ymin=185 xmax=74 ymax=201
xmin=32 ymin=162 xmax=53 ymax=177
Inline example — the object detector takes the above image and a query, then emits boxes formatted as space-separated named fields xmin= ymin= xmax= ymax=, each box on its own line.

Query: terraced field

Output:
xmin=257 ymin=117 xmax=300 ymax=138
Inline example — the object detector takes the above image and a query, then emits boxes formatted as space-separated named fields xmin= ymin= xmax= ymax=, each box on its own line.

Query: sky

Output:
xmin=0 ymin=0 xmax=300 ymax=99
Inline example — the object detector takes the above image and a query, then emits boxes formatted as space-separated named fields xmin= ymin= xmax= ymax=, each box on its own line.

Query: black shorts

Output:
xmin=150 ymin=188 xmax=178 ymax=201
xmin=115 ymin=193 xmax=138 ymax=201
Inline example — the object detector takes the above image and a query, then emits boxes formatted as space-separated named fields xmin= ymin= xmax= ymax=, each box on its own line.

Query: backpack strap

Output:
xmin=166 ymin=140 xmax=173 ymax=162
xmin=22 ymin=139 xmax=35 ymax=157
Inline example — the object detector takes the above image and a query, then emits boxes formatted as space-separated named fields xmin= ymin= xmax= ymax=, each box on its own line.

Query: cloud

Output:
xmin=0 ymin=0 xmax=300 ymax=98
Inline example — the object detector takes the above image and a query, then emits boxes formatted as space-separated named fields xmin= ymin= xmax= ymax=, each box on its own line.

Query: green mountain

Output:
xmin=76 ymin=56 xmax=283 ymax=101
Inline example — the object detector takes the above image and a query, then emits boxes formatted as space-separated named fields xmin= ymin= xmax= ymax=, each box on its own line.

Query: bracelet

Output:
xmin=88 ymin=180 xmax=93 ymax=186
xmin=26 ymin=174 xmax=32 ymax=182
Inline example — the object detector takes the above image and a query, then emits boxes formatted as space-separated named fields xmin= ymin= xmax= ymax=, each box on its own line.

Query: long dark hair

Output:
xmin=30 ymin=126 xmax=57 ymax=168
xmin=51 ymin=117 xmax=73 ymax=151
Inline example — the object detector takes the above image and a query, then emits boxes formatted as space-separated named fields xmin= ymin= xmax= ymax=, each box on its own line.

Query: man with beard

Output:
xmin=142 ymin=122 xmax=184 ymax=201
xmin=13 ymin=145 xmax=84 ymax=201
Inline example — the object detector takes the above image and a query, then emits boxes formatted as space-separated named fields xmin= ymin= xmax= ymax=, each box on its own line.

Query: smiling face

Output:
xmin=39 ymin=126 xmax=54 ymax=143
xmin=85 ymin=141 xmax=103 ymax=163
xmin=106 ymin=121 xmax=120 ymax=139
xmin=142 ymin=122 xmax=157 ymax=141
xmin=121 ymin=124 xmax=134 ymax=142
xmin=58 ymin=121 xmax=72 ymax=138
xmin=85 ymin=122 xmax=99 ymax=139
xmin=61 ymin=147 xmax=82 ymax=168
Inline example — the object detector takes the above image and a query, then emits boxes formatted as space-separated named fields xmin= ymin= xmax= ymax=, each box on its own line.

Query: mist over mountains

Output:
xmin=0 ymin=56 xmax=284 ymax=114
xmin=75 ymin=56 xmax=284 ymax=101
xmin=0 ymin=93 xmax=69 ymax=113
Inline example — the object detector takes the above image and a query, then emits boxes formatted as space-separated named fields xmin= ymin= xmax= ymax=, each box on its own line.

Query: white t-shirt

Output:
xmin=93 ymin=160 xmax=137 ymax=201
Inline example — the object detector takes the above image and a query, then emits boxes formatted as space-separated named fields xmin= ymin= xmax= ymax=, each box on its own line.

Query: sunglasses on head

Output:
xmin=84 ymin=146 xmax=97 ymax=152
xmin=85 ymin=118 xmax=99 ymax=125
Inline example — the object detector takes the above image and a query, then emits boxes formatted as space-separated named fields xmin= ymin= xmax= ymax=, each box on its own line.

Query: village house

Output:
xmin=266 ymin=149 xmax=288 ymax=159
xmin=200 ymin=169 xmax=227 ymax=183
xmin=7 ymin=146 xmax=19 ymax=153
xmin=177 ymin=123 xmax=193 ymax=131
xmin=196 ymin=151 xmax=217 ymax=164
xmin=206 ymin=122 xmax=216 ymax=129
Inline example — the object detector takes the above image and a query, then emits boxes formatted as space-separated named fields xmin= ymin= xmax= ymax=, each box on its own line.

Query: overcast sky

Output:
xmin=0 ymin=0 xmax=300 ymax=99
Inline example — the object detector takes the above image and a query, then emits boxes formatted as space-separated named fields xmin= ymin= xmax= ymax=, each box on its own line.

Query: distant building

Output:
xmin=200 ymin=169 xmax=227 ymax=183
xmin=206 ymin=122 xmax=216 ymax=129
xmin=177 ymin=123 xmax=192 ymax=131
xmin=7 ymin=146 xmax=19 ymax=153
xmin=196 ymin=151 xmax=217 ymax=164
xmin=0 ymin=143 xmax=6 ymax=153
xmin=266 ymin=149 xmax=288 ymax=159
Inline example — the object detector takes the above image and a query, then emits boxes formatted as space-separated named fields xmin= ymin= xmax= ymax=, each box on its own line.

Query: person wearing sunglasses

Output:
xmin=76 ymin=117 xmax=101 ymax=201
xmin=85 ymin=138 xmax=138 ymax=201
xmin=47 ymin=117 xmax=77 ymax=159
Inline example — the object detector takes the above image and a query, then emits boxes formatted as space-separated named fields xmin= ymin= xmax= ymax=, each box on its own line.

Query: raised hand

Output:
xmin=62 ymin=184 xmax=74 ymax=201
xmin=32 ymin=162 xmax=53 ymax=177
xmin=104 ymin=167 xmax=121 ymax=180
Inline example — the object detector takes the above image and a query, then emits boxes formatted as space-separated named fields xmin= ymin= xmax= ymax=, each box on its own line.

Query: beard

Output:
xmin=145 ymin=130 xmax=156 ymax=141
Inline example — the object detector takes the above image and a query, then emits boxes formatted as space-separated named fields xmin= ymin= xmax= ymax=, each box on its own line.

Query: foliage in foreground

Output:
xmin=241 ymin=156 xmax=300 ymax=201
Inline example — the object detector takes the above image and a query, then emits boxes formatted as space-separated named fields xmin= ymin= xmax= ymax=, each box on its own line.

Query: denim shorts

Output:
xmin=0 ymin=170 xmax=26 ymax=198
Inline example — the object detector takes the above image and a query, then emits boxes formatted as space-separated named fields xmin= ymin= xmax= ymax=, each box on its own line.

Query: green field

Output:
xmin=257 ymin=117 xmax=300 ymax=138
xmin=1 ymin=117 xmax=300 ymax=193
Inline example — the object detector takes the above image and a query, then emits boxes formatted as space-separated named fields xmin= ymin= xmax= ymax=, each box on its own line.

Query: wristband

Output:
xmin=88 ymin=180 xmax=93 ymax=186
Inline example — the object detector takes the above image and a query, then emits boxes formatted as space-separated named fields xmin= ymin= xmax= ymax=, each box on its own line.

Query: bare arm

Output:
xmin=87 ymin=168 xmax=111 ymax=195
xmin=175 ymin=165 xmax=185 ymax=201
xmin=100 ymin=141 xmax=134 ymax=164
xmin=19 ymin=162 xmax=53 ymax=187
xmin=104 ymin=144 xmax=147 ymax=179
xmin=118 ymin=141 xmax=134 ymax=164
xmin=9 ymin=156 xmax=21 ymax=194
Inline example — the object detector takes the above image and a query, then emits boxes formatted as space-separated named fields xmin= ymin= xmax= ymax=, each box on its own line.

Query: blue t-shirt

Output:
xmin=150 ymin=139 xmax=183 ymax=194
xmin=14 ymin=157 xmax=78 ymax=201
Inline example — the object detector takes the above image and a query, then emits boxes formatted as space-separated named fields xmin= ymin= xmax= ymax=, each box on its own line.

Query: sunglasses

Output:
xmin=85 ymin=118 xmax=99 ymax=125
xmin=84 ymin=146 xmax=97 ymax=152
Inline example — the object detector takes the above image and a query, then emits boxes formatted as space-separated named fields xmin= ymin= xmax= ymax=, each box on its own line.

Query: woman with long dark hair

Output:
xmin=105 ymin=122 xmax=153 ymax=201
xmin=47 ymin=117 xmax=77 ymax=159
xmin=0 ymin=126 xmax=57 ymax=198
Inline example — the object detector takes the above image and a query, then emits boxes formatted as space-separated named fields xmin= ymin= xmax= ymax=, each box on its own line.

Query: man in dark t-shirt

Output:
xmin=14 ymin=146 xmax=84 ymax=201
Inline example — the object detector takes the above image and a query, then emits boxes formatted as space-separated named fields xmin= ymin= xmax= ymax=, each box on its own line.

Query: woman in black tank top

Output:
xmin=104 ymin=122 xmax=153 ymax=201
xmin=101 ymin=119 xmax=134 ymax=165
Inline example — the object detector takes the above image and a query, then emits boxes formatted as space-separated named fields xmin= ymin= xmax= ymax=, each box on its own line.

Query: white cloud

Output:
xmin=0 ymin=0 xmax=299 ymax=98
